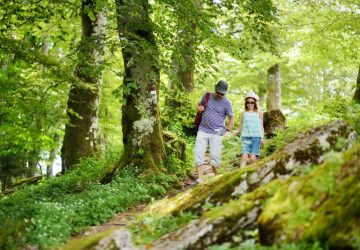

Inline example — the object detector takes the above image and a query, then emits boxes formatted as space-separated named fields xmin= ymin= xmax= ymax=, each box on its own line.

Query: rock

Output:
xmin=263 ymin=110 xmax=286 ymax=138
xmin=150 ymin=143 xmax=360 ymax=250
xmin=141 ymin=120 xmax=357 ymax=249
xmin=150 ymin=120 xmax=355 ymax=217
xmin=93 ymin=230 xmax=142 ymax=250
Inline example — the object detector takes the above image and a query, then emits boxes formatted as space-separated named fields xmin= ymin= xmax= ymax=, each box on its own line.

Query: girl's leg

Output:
xmin=241 ymin=137 xmax=251 ymax=168
xmin=249 ymin=154 xmax=257 ymax=164
xmin=248 ymin=137 xmax=261 ymax=165
xmin=241 ymin=154 xmax=248 ymax=168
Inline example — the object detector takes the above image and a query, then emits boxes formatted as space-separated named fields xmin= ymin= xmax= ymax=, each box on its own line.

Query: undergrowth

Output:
xmin=0 ymin=145 xmax=190 ymax=250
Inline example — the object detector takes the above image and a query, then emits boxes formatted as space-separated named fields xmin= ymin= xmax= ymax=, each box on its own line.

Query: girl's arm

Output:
xmin=232 ymin=112 xmax=243 ymax=136
xmin=259 ymin=111 xmax=265 ymax=144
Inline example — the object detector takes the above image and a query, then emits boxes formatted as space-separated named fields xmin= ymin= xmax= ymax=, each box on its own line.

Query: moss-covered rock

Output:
xmin=258 ymin=144 xmax=360 ymax=249
xmin=264 ymin=109 xmax=286 ymax=138
xmin=146 ymin=120 xmax=355 ymax=216
xmin=149 ymin=144 xmax=360 ymax=249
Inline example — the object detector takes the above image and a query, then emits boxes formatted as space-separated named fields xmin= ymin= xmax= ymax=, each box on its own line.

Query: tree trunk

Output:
xmin=354 ymin=64 xmax=360 ymax=103
xmin=61 ymin=0 xmax=106 ymax=172
xmin=266 ymin=64 xmax=281 ymax=111
xmin=116 ymin=0 xmax=166 ymax=169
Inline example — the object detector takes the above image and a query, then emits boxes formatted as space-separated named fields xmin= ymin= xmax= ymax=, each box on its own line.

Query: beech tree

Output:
xmin=115 ymin=0 xmax=166 ymax=169
xmin=61 ymin=0 xmax=107 ymax=172
xmin=266 ymin=63 xmax=282 ymax=111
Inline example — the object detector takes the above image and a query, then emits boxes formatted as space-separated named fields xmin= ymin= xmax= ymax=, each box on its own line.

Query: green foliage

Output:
xmin=321 ymin=97 xmax=360 ymax=134
xmin=0 ymin=0 xmax=81 ymax=185
xmin=164 ymin=153 xmax=188 ymax=178
xmin=0 ymin=142 xmax=191 ymax=249
xmin=161 ymin=88 xmax=199 ymax=136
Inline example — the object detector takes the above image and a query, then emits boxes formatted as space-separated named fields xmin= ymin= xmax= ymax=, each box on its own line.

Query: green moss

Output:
xmin=126 ymin=121 xmax=357 ymax=248
xmin=293 ymin=139 xmax=323 ymax=164
xmin=205 ymin=179 xmax=282 ymax=221
xmin=145 ymin=163 xmax=261 ymax=216
xmin=130 ymin=212 xmax=198 ymax=245
xmin=258 ymin=144 xmax=360 ymax=247
xmin=59 ymin=229 xmax=115 ymax=250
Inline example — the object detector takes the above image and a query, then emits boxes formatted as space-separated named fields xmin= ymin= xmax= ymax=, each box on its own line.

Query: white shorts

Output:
xmin=194 ymin=131 xmax=222 ymax=167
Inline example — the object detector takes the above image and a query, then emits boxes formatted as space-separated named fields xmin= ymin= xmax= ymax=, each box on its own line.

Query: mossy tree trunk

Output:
xmin=61 ymin=0 xmax=106 ymax=172
xmin=263 ymin=109 xmax=286 ymax=138
xmin=354 ymin=64 xmax=360 ymax=103
xmin=266 ymin=64 xmax=285 ymax=137
xmin=164 ymin=1 xmax=200 ymax=136
xmin=116 ymin=0 xmax=166 ymax=169
xmin=266 ymin=63 xmax=281 ymax=111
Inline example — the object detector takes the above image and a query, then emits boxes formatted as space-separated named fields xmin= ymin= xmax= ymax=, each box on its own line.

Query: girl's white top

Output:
xmin=242 ymin=111 xmax=262 ymax=137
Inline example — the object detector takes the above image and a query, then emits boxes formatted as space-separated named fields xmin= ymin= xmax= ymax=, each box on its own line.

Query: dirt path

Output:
xmin=73 ymin=204 xmax=148 ymax=239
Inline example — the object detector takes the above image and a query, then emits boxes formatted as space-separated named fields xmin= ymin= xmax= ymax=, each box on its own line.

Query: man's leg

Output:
xmin=194 ymin=131 xmax=209 ymax=181
xmin=209 ymin=134 xmax=222 ymax=175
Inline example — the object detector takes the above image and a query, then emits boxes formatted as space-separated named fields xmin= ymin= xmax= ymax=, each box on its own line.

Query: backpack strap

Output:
xmin=203 ymin=92 xmax=211 ymax=108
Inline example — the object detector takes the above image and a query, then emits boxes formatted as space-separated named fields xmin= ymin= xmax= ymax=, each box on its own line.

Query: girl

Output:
xmin=232 ymin=91 xmax=264 ymax=167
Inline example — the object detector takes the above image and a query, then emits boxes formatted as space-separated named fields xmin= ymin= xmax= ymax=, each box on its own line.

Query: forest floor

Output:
xmin=72 ymin=155 xmax=225 ymax=240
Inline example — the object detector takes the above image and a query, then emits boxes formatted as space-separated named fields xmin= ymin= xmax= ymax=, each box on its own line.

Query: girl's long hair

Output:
xmin=244 ymin=98 xmax=258 ymax=112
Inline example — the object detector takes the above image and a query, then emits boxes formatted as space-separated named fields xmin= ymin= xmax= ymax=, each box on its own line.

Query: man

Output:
xmin=194 ymin=80 xmax=234 ymax=184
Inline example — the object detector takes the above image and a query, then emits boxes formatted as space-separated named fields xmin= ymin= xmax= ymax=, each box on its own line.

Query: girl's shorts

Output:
xmin=241 ymin=137 xmax=261 ymax=156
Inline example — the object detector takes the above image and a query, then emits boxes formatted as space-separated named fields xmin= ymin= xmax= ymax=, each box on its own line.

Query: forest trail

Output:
xmin=73 ymin=204 xmax=147 ymax=239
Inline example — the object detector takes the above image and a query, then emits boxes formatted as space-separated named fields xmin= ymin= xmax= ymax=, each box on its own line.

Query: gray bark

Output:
xmin=266 ymin=64 xmax=281 ymax=111
xmin=115 ymin=0 xmax=166 ymax=170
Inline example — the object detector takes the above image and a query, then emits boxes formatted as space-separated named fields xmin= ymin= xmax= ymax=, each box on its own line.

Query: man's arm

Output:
xmin=226 ymin=115 xmax=235 ymax=132
xmin=197 ymin=103 xmax=205 ymax=112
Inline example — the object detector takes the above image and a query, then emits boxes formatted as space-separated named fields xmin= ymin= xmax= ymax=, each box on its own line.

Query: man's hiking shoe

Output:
xmin=191 ymin=179 xmax=202 ymax=187
xmin=212 ymin=166 xmax=218 ymax=175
